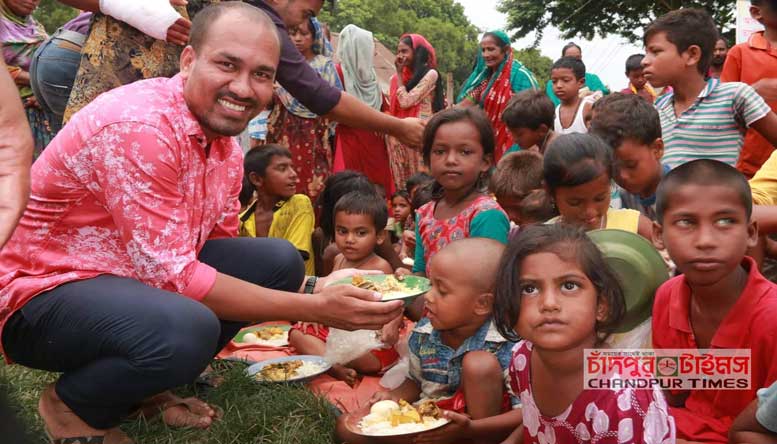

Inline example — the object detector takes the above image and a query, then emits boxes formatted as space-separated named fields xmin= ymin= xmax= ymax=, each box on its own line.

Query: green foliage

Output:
xmin=514 ymin=47 xmax=552 ymax=89
xmin=33 ymin=0 xmax=79 ymax=34
xmin=319 ymin=0 xmax=480 ymax=86
xmin=497 ymin=0 xmax=736 ymax=44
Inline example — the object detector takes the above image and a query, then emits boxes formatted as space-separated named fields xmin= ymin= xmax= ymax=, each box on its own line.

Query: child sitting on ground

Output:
xmin=652 ymin=159 xmax=777 ymax=443
xmin=291 ymin=190 xmax=400 ymax=385
xmin=620 ymin=54 xmax=656 ymax=102
xmin=551 ymin=57 xmax=594 ymax=135
xmin=544 ymin=133 xmax=654 ymax=239
xmin=490 ymin=151 xmax=555 ymax=228
xmin=501 ymin=89 xmax=556 ymax=154
xmin=590 ymin=93 xmax=669 ymax=221
xmin=239 ymin=145 xmax=316 ymax=274
xmin=493 ymin=224 xmax=674 ymax=444
xmin=336 ymin=238 xmax=519 ymax=444
xmin=643 ymin=8 xmax=777 ymax=169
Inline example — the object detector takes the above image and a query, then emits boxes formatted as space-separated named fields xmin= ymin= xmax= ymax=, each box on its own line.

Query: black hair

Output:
xmin=501 ymin=89 xmax=555 ymax=130
xmin=317 ymin=171 xmax=376 ymax=240
xmin=551 ymin=56 xmax=586 ymax=81
xmin=401 ymin=36 xmax=445 ymax=113
xmin=334 ymin=190 xmax=389 ymax=231
xmin=625 ymin=54 xmax=645 ymax=73
xmin=240 ymin=144 xmax=292 ymax=207
xmin=589 ymin=93 xmax=662 ymax=150
xmin=391 ymin=190 xmax=410 ymax=204
xmin=490 ymin=151 xmax=544 ymax=200
xmin=543 ymin=133 xmax=614 ymax=194
xmin=422 ymin=107 xmax=495 ymax=198
xmin=494 ymin=223 xmax=626 ymax=344
xmin=191 ymin=2 xmax=279 ymax=51
xmin=644 ymin=8 xmax=718 ymax=75
xmin=562 ymin=42 xmax=582 ymax=57
xmin=411 ymin=181 xmax=435 ymax=211
xmin=406 ymin=172 xmax=433 ymax=195
xmin=655 ymin=159 xmax=753 ymax=223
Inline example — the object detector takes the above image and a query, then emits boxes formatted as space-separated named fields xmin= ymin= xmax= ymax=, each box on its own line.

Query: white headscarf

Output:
xmin=337 ymin=24 xmax=383 ymax=111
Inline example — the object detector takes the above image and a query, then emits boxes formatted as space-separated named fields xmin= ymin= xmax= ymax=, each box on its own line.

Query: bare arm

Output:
xmin=325 ymin=92 xmax=425 ymax=147
xmin=0 ymin=60 xmax=32 ymax=249
xmin=730 ymin=399 xmax=777 ymax=444
xmin=200 ymin=272 xmax=404 ymax=331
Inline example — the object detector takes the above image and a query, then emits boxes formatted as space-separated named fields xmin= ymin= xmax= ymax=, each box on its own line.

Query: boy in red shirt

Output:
xmin=722 ymin=0 xmax=777 ymax=177
xmin=652 ymin=159 xmax=777 ymax=443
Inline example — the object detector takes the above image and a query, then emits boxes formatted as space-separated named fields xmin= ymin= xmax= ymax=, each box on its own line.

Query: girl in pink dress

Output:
xmin=491 ymin=223 xmax=676 ymax=444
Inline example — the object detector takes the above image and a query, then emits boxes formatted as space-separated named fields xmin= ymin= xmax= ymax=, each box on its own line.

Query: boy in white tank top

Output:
xmin=551 ymin=57 xmax=594 ymax=135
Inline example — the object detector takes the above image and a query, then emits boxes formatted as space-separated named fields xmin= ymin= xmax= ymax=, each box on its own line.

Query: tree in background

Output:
xmin=497 ymin=0 xmax=735 ymax=44
xmin=514 ymin=48 xmax=552 ymax=89
xmin=33 ymin=0 xmax=78 ymax=33
xmin=319 ymin=0 xmax=480 ymax=87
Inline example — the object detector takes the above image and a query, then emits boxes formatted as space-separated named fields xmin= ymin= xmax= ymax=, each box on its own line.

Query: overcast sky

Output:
xmin=455 ymin=0 xmax=644 ymax=91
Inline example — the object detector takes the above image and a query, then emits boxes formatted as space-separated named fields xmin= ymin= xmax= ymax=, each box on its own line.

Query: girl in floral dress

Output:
xmin=491 ymin=223 xmax=676 ymax=444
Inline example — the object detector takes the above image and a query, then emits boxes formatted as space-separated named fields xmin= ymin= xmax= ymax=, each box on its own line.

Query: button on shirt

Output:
xmin=0 ymin=74 xmax=242 ymax=351
xmin=656 ymin=78 xmax=771 ymax=168
xmin=408 ymin=317 xmax=518 ymax=406
xmin=652 ymin=257 xmax=777 ymax=443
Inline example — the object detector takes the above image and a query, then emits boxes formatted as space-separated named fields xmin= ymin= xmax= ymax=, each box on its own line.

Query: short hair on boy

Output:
xmin=406 ymin=172 xmax=433 ymax=193
xmin=589 ymin=93 xmax=662 ymax=149
xmin=490 ymin=151 xmax=544 ymax=200
xmin=625 ymin=54 xmax=645 ymax=73
xmin=240 ymin=144 xmax=292 ymax=207
xmin=655 ymin=159 xmax=753 ymax=223
xmin=411 ymin=181 xmax=434 ymax=211
xmin=562 ymin=42 xmax=582 ymax=57
xmin=552 ymin=56 xmax=586 ymax=80
xmin=644 ymin=8 xmax=718 ymax=75
xmin=501 ymin=89 xmax=555 ymax=130
xmin=334 ymin=190 xmax=389 ymax=231
xmin=435 ymin=237 xmax=506 ymax=293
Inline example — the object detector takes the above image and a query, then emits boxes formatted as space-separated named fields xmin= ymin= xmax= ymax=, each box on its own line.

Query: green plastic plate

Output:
xmin=330 ymin=274 xmax=431 ymax=307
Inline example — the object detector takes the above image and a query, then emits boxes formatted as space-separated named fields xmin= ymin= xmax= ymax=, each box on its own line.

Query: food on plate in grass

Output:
xmin=256 ymin=359 xmax=325 ymax=381
xmin=358 ymin=399 xmax=447 ymax=436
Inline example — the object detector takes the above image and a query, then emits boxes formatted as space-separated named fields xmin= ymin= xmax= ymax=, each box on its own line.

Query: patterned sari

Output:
xmin=266 ymin=18 xmax=342 ymax=200
xmin=1 ymin=0 xmax=51 ymax=157
xmin=457 ymin=30 xmax=539 ymax=161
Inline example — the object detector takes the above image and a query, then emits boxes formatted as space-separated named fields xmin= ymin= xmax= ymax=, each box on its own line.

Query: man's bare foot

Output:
xmin=138 ymin=391 xmax=217 ymax=429
xmin=38 ymin=384 xmax=133 ymax=444
xmin=329 ymin=364 xmax=358 ymax=387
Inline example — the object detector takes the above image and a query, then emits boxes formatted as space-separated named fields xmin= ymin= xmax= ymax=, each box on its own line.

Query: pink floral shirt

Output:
xmin=0 ymin=74 xmax=242 ymax=351
xmin=510 ymin=340 xmax=676 ymax=444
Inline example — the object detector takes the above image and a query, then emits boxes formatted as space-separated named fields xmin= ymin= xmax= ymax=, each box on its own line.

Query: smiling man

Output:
xmin=0 ymin=4 xmax=403 ymax=444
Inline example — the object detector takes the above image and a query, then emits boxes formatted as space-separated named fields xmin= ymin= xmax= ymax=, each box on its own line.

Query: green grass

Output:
xmin=0 ymin=359 xmax=337 ymax=444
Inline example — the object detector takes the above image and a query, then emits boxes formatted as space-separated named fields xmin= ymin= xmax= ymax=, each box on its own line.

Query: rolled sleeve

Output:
xmin=182 ymin=261 xmax=218 ymax=301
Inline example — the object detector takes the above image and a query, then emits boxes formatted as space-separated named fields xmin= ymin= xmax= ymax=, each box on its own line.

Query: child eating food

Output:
xmin=336 ymin=238 xmax=518 ymax=444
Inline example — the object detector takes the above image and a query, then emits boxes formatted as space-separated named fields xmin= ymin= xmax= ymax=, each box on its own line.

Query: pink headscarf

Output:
xmin=389 ymin=33 xmax=437 ymax=118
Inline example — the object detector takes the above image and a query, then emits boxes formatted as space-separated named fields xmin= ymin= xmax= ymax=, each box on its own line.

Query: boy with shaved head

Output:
xmin=337 ymin=238 xmax=520 ymax=444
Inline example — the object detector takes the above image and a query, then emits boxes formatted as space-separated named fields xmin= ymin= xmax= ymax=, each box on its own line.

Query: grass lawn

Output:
xmin=0 ymin=358 xmax=337 ymax=444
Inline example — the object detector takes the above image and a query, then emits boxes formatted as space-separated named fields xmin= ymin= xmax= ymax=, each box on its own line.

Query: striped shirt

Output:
xmin=656 ymin=78 xmax=771 ymax=168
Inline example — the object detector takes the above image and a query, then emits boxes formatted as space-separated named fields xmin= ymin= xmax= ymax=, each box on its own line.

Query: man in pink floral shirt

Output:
xmin=0 ymin=4 xmax=403 ymax=443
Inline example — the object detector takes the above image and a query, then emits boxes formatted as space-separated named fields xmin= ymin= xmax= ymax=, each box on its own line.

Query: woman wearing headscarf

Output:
xmin=386 ymin=33 xmax=443 ymax=191
xmin=457 ymin=30 xmax=539 ymax=161
xmin=1 ymin=0 xmax=51 ymax=157
xmin=266 ymin=17 xmax=343 ymax=201
xmin=332 ymin=24 xmax=394 ymax=194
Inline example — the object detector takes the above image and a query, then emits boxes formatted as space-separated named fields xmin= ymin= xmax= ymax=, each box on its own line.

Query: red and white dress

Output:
xmin=509 ymin=340 xmax=676 ymax=444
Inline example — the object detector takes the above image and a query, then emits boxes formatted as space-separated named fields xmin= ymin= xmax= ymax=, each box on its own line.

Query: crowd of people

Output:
xmin=3 ymin=0 xmax=777 ymax=443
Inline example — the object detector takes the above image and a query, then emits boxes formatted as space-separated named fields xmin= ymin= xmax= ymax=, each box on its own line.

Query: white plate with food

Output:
xmin=233 ymin=323 xmax=291 ymax=347
xmin=246 ymin=355 xmax=330 ymax=383
xmin=344 ymin=399 xmax=450 ymax=438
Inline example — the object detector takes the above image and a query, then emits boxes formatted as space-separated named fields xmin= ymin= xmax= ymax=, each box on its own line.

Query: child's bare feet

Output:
xmin=38 ymin=383 xmax=133 ymax=444
xmin=330 ymin=364 xmax=358 ymax=386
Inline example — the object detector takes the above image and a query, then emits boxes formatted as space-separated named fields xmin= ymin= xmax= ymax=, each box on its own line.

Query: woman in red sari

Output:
xmin=332 ymin=24 xmax=394 ymax=194
xmin=386 ymin=34 xmax=444 ymax=191
xmin=457 ymin=30 xmax=539 ymax=161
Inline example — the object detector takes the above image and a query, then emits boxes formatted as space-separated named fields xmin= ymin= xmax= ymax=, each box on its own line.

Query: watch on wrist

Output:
xmin=304 ymin=276 xmax=318 ymax=294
